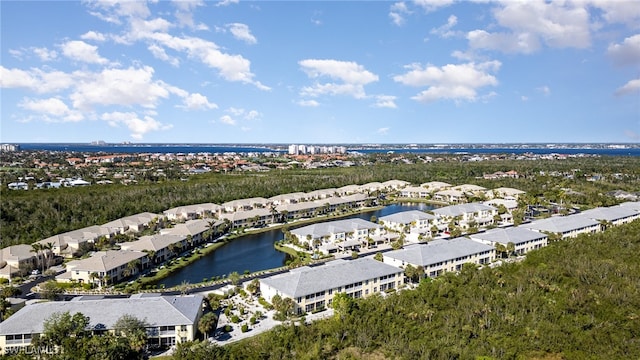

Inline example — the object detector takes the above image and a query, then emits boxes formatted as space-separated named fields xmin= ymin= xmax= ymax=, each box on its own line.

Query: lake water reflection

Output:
xmin=157 ymin=202 xmax=434 ymax=287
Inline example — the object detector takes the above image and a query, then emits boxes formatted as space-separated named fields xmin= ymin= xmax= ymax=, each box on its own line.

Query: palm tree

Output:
xmin=30 ymin=243 xmax=44 ymax=274
xmin=89 ymin=272 xmax=100 ymax=288
xmin=43 ymin=242 xmax=54 ymax=271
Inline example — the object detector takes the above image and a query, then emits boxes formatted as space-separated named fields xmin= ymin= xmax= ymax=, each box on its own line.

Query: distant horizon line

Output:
xmin=7 ymin=142 xmax=640 ymax=145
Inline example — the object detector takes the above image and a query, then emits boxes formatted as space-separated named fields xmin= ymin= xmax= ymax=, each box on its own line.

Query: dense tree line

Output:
xmin=175 ymin=220 xmax=640 ymax=359
xmin=1 ymin=156 xmax=638 ymax=246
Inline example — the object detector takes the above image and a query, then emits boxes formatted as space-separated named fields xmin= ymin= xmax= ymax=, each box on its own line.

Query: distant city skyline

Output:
xmin=1 ymin=1 xmax=639 ymax=144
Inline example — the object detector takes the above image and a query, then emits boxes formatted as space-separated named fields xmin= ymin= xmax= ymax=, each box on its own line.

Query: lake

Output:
xmin=157 ymin=202 xmax=434 ymax=287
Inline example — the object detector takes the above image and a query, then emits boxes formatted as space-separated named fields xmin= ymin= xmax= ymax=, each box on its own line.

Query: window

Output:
xmin=180 ymin=325 xmax=187 ymax=332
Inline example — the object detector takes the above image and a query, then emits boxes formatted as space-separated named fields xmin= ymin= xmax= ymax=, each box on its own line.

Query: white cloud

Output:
xmin=414 ymin=0 xmax=454 ymax=13
xmin=297 ymin=99 xmax=320 ymax=107
xmin=521 ymin=95 xmax=528 ymax=102
xmin=468 ymin=1 xmax=591 ymax=54
xmin=468 ymin=30 xmax=540 ymax=54
xmin=431 ymin=15 xmax=458 ymax=38
xmin=32 ymin=47 xmax=57 ymax=61
xmin=299 ymin=59 xmax=378 ymax=99
xmin=60 ymin=40 xmax=109 ymax=64
xmin=18 ymin=97 xmax=84 ymax=122
xmin=389 ymin=2 xmax=410 ymax=26
xmin=101 ymin=111 xmax=171 ymax=139
xmin=70 ymin=66 xmax=171 ymax=110
xmin=148 ymin=44 xmax=180 ymax=67
xmin=394 ymin=61 xmax=501 ymax=103
xmin=172 ymin=0 xmax=206 ymax=29
xmin=226 ymin=23 xmax=257 ymax=44
xmin=181 ymin=93 xmax=218 ymax=110
xmin=373 ymin=95 xmax=397 ymax=108
xmin=607 ymin=34 xmax=640 ymax=67
xmin=591 ymin=1 xmax=640 ymax=27
xmin=0 ymin=66 xmax=74 ymax=93
xmin=86 ymin=0 xmax=151 ymax=24
xmin=219 ymin=115 xmax=236 ymax=125
xmin=615 ymin=78 xmax=640 ymax=96
xmin=537 ymin=85 xmax=551 ymax=96
xmin=216 ymin=0 xmax=239 ymax=7
xmin=80 ymin=31 xmax=107 ymax=42
xmin=377 ymin=127 xmax=390 ymax=135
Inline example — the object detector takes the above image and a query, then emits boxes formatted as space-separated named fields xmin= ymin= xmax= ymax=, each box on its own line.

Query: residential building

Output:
xmin=399 ymin=186 xmax=430 ymax=199
xmin=381 ymin=179 xmax=410 ymax=190
xmin=420 ymin=181 xmax=451 ymax=193
xmin=101 ymin=212 xmax=164 ymax=235
xmin=163 ymin=203 xmax=223 ymax=221
xmin=432 ymin=203 xmax=498 ymax=229
xmin=221 ymin=197 xmax=270 ymax=212
xmin=38 ymin=225 xmax=117 ymax=257
xmin=0 ymin=294 xmax=204 ymax=354
xmin=0 ymin=245 xmax=42 ymax=279
xmin=61 ymin=250 xmax=148 ymax=286
xmin=573 ymin=205 xmax=640 ymax=228
xmin=383 ymin=238 xmax=495 ymax=278
xmin=469 ymin=227 xmax=548 ymax=255
xmin=379 ymin=210 xmax=440 ymax=241
xmin=218 ymin=208 xmax=273 ymax=229
xmin=160 ymin=219 xmax=211 ymax=245
xmin=433 ymin=189 xmax=466 ymax=203
xmin=119 ymin=234 xmax=186 ymax=264
xmin=290 ymin=218 xmax=385 ymax=253
xmin=259 ymin=258 xmax=404 ymax=314
xmin=487 ymin=187 xmax=526 ymax=200
xmin=520 ymin=215 xmax=601 ymax=239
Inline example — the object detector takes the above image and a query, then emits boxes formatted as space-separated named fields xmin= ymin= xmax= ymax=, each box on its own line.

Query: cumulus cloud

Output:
xmin=60 ymin=40 xmax=109 ymax=64
xmin=373 ymin=95 xmax=397 ymax=108
xmin=216 ymin=0 xmax=239 ymax=7
xmin=299 ymin=59 xmax=378 ymax=99
xmin=226 ymin=23 xmax=257 ymax=44
xmin=297 ymin=99 xmax=320 ymax=107
xmin=414 ymin=0 xmax=454 ymax=13
xmin=148 ymin=44 xmax=180 ymax=67
xmin=615 ymin=78 xmax=640 ymax=96
xmin=81 ymin=31 xmax=107 ymax=42
xmin=181 ymin=93 xmax=218 ymax=110
xmin=607 ymin=34 xmax=640 ymax=67
xmin=219 ymin=115 xmax=236 ymax=125
xmin=591 ymin=1 xmax=640 ymax=27
xmin=32 ymin=47 xmax=57 ymax=61
xmin=394 ymin=61 xmax=501 ymax=103
xmin=389 ymin=2 xmax=410 ymax=26
xmin=0 ymin=66 xmax=74 ymax=93
xmin=468 ymin=1 xmax=591 ymax=54
xmin=18 ymin=97 xmax=84 ymax=122
xmin=102 ymin=111 xmax=172 ymax=139
xmin=70 ymin=66 xmax=171 ymax=110
xmin=172 ymin=0 xmax=207 ymax=29
xmin=431 ymin=15 xmax=458 ymax=38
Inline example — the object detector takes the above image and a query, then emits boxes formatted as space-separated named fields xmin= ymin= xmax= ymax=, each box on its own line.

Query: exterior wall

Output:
xmin=260 ymin=272 xmax=405 ymax=315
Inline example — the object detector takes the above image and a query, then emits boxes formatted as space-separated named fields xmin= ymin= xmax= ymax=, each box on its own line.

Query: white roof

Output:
xmin=0 ymin=294 xmax=203 ymax=335
xmin=260 ymin=258 xmax=402 ymax=298
xmin=433 ymin=203 xmax=497 ymax=217
xmin=469 ymin=227 xmax=547 ymax=245
xmin=384 ymin=238 xmax=495 ymax=267
xmin=520 ymin=215 xmax=600 ymax=234
xmin=379 ymin=210 xmax=438 ymax=224
xmin=291 ymin=218 xmax=379 ymax=238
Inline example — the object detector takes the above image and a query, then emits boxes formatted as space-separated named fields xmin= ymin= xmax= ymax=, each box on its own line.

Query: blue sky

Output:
xmin=1 ymin=0 xmax=639 ymax=144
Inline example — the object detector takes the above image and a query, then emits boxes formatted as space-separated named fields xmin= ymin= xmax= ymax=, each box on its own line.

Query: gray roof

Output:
xmin=0 ymin=294 xmax=203 ymax=335
xmin=379 ymin=210 xmax=438 ymax=224
xmin=574 ymin=206 xmax=639 ymax=222
xmin=432 ymin=203 xmax=497 ymax=217
xmin=384 ymin=237 xmax=495 ymax=267
xmin=520 ymin=215 xmax=600 ymax=234
xmin=291 ymin=218 xmax=379 ymax=238
xmin=120 ymin=234 xmax=185 ymax=252
xmin=66 ymin=250 xmax=147 ymax=272
xmin=616 ymin=201 xmax=640 ymax=211
xmin=260 ymin=258 xmax=402 ymax=298
xmin=469 ymin=227 xmax=547 ymax=246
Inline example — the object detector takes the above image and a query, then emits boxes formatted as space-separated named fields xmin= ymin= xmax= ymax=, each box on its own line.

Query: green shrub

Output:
xmin=249 ymin=317 xmax=256 ymax=325
xmin=231 ymin=315 xmax=240 ymax=323
xmin=241 ymin=324 xmax=249 ymax=333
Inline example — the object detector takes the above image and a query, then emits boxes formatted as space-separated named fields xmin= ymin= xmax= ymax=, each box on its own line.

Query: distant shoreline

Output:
xmin=10 ymin=143 xmax=640 ymax=156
